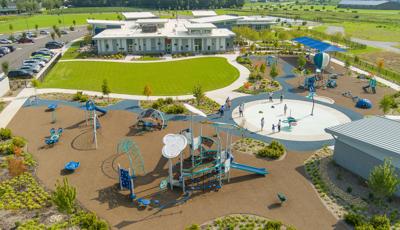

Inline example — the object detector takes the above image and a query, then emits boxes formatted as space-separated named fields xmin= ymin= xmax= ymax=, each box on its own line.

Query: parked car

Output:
xmin=3 ymin=45 xmax=16 ymax=52
xmin=45 ymin=41 xmax=64 ymax=49
xmin=31 ymin=56 xmax=50 ymax=63
xmin=23 ymin=59 xmax=45 ymax=68
xmin=26 ymin=32 xmax=37 ymax=38
xmin=0 ymin=39 xmax=12 ymax=44
xmin=39 ymin=30 xmax=50 ymax=35
xmin=17 ymin=37 xmax=34 ymax=43
xmin=60 ymin=30 xmax=69 ymax=35
xmin=23 ymin=63 xmax=42 ymax=72
xmin=20 ymin=66 xmax=39 ymax=73
xmin=7 ymin=69 xmax=34 ymax=79
xmin=32 ymin=54 xmax=51 ymax=60
xmin=32 ymin=50 xmax=54 ymax=57
xmin=0 ymin=47 xmax=10 ymax=54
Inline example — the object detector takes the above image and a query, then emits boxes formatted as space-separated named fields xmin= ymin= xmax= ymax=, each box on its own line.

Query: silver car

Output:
xmin=23 ymin=59 xmax=45 ymax=68
xmin=22 ymin=63 xmax=41 ymax=73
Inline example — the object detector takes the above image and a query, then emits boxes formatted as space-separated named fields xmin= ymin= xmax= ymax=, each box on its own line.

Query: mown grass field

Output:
xmin=0 ymin=13 xmax=120 ymax=33
xmin=40 ymin=57 xmax=239 ymax=95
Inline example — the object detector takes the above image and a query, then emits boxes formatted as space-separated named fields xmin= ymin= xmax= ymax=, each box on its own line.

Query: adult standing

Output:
xmin=284 ymin=104 xmax=288 ymax=116
xmin=269 ymin=92 xmax=273 ymax=102
xmin=280 ymin=92 xmax=284 ymax=103
xmin=239 ymin=104 xmax=243 ymax=117
xmin=277 ymin=119 xmax=281 ymax=132
xmin=261 ymin=117 xmax=265 ymax=131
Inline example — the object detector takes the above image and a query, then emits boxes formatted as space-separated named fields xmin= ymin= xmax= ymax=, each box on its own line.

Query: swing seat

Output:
xmin=64 ymin=161 xmax=80 ymax=171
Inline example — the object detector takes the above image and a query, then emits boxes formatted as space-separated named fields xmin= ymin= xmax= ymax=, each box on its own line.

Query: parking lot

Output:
xmin=0 ymin=27 xmax=86 ymax=73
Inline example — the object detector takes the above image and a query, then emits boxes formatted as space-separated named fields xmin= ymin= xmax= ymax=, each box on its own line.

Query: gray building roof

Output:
xmin=339 ymin=0 xmax=389 ymax=5
xmin=325 ymin=116 xmax=400 ymax=155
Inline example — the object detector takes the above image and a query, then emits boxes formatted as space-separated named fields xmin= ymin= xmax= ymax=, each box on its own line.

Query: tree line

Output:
xmin=67 ymin=0 xmax=245 ymax=9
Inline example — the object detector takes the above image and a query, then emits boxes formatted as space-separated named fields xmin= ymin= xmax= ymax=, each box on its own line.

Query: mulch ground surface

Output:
xmin=8 ymin=106 xmax=347 ymax=230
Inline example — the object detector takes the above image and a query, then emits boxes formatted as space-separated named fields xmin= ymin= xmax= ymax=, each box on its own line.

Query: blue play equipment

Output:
xmin=86 ymin=100 xmax=107 ymax=115
xmin=64 ymin=161 xmax=80 ymax=171
xmin=137 ymin=108 xmax=167 ymax=131
xmin=137 ymin=198 xmax=151 ymax=208
xmin=326 ymin=79 xmax=337 ymax=88
xmin=303 ymin=76 xmax=316 ymax=89
xmin=45 ymin=128 xmax=63 ymax=145
xmin=356 ymin=98 xmax=372 ymax=109
xmin=118 ymin=166 xmax=136 ymax=199
xmin=47 ymin=104 xmax=58 ymax=111
xmin=231 ymin=162 xmax=268 ymax=175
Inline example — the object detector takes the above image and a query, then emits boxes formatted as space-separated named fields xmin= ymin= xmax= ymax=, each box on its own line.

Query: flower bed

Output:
xmin=141 ymin=97 xmax=219 ymax=115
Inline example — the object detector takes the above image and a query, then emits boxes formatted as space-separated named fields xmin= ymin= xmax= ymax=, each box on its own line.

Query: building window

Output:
xmin=208 ymin=46 xmax=210 ymax=51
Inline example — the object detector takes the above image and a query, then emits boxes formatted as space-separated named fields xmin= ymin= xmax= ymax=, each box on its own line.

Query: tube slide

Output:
xmin=231 ymin=162 xmax=268 ymax=175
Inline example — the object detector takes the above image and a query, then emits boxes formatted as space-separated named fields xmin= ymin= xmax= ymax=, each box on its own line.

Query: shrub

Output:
xmin=265 ymin=220 xmax=282 ymax=230
xmin=369 ymin=215 xmax=390 ymax=230
xmin=163 ymin=104 xmax=185 ymax=114
xmin=257 ymin=141 xmax=285 ymax=159
xmin=355 ymin=224 xmax=375 ymax=230
xmin=186 ymin=224 xmax=201 ymax=230
xmin=71 ymin=211 xmax=108 ymax=230
xmin=72 ymin=91 xmax=89 ymax=102
xmin=344 ymin=212 xmax=367 ymax=226
xmin=12 ymin=136 xmax=26 ymax=148
xmin=8 ymin=158 xmax=27 ymax=177
xmin=0 ymin=128 xmax=12 ymax=140
xmin=52 ymin=178 xmax=77 ymax=214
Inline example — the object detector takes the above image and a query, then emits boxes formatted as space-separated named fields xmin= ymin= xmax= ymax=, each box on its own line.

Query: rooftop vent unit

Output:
xmin=141 ymin=24 xmax=157 ymax=33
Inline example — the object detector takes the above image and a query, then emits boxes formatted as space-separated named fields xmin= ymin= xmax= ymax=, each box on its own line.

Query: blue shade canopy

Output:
xmin=293 ymin=36 xmax=346 ymax=52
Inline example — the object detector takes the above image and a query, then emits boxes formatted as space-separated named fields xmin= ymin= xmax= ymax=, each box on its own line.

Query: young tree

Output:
xmin=72 ymin=20 xmax=76 ymax=26
xmin=297 ymin=54 xmax=306 ymax=70
xmin=377 ymin=58 xmax=384 ymax=73
xmin=52 ymin=177 xmax=76 ymax=214
xmin=2 ymin=61 xmax=9 ymax=74
xmin=50 ymin=31 xmax=55 ymax=40
xmin=270 ymin=63 xmax=279 ymax=80
xmin=143 ymin=85 xmax=152 ymax=101
xmin=87 ymin=24 xmax=93 ymax=33
xmin=31 ymin=79 xmax=39 ymax=98
xmin=368 ymin=159 xmax=400 ymax=199
xmin=193 ymin=83 xmax=204 ymax=106
xmin=260 ymin=63 xmax=266 ymax=73
xmin=8 ymin=24 xmax=13 ymax=35
xmin=344 ymin=59 xmax=351 ymax=77
xmin=379 ymin=95 xmax=395 ymax=114
xmin=101 ymin=79 xmax=111 ymax=101
xmin=35 ymin=24 xmax=38 ymax=31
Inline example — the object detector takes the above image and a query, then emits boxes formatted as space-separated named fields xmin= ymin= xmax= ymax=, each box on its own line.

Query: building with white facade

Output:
xmin=192 ymin=10 xmax=217 ymax=17
xmin=91 ymin=18 xmax=235 ymax=55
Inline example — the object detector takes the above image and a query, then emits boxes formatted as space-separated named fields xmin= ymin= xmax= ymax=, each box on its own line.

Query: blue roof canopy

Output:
xmin=293 ymin=36 xmax=346 ymax=52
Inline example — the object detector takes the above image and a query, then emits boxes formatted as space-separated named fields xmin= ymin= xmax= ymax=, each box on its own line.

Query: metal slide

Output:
xmin=231 ymin=162 xmax=268 ymax=175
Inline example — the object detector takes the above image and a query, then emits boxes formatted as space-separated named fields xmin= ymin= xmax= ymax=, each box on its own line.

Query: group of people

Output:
xmin=218 ymin=97 xmax=234 ymax=117
xmin=268 ymin=92 xmax=285 ymax=103
xmin=260 ymin=118 xmax=282 ymax=133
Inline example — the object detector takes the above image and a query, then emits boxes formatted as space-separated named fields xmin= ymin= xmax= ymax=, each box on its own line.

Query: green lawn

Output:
xmin=0 ymin=13 xmax=120 ymax=34
xmin=40 ymin=57 xmax=239 ymax=95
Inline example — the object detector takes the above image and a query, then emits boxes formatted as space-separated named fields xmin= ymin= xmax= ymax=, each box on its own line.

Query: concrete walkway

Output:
xmin=0 ymin=88 xmax=35 ymax=128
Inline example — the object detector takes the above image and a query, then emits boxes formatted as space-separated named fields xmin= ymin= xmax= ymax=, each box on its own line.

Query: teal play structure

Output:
xmin=136 ymin=108 xmax=167 ymax=131
xmin=162 ymin=120 xmax=268 ymax=194
xmin=117 ymin=139 xmax=145 ymax=200
xmin=45 ymin=128 xmax=63 ymax=145
xmin=85 ymin=100 xmax=107 ymax=149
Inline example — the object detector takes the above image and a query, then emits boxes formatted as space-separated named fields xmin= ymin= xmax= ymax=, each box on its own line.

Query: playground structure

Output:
xmin=136 ymin=108 xmax=167 ymax=132
xmin=161 ymin=118 xmax=268 ymax=195
xmin=362 ymin=77 xmax=377 ymax=94
xmin=117 ymin=139 xmax=145 ymax=200
xmin=342 ymin=91 xmax=373 ymax=109
xmin=85 ymin=100 xmax=107 ymax=149
xmin=64 ymin=161 xmax=80 ymax=172
xmin=45 ymin=127 xmax=63 ymax=146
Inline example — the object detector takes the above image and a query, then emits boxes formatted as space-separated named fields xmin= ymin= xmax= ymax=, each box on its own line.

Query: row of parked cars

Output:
xmin=7 ymin=44 xmax=62 ymax=79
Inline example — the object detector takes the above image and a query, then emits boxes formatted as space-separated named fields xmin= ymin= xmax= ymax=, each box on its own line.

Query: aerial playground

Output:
xmin=116 ymin=104 xmax=268 ymax=208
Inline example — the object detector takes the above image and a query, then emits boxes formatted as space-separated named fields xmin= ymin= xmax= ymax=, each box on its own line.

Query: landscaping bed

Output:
xmin=38 ymin=92 xmax=122 ymax=107
xmin=304 ymin=147 xmax=400 ymax=228
xmin=187 ymin=214 xmax=296 ymax=230
xmin=233 ymin=138 xmax=286 ymax=160
xmin=140 ymin=96 xmax=220 ymax=115
xmin=0 ymin=128 xmax=108 ymax=230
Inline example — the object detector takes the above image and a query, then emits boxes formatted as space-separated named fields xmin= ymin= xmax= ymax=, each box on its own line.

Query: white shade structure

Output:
xmin=183 ymin=103 xmax=207 ymax=118
xmin=162 ymin=134 xmax=187 ymax=159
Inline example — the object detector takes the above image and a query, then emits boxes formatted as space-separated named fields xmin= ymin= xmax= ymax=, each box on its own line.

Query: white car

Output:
xmin=23 ymin=63 xmax=41 ymax=72
xmin=0 ymin=39 xmax=12 ymax=44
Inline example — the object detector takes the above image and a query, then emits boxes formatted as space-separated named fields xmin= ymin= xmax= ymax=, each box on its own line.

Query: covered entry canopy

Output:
xmin=293 ymin=36 xmax=346 ymax=52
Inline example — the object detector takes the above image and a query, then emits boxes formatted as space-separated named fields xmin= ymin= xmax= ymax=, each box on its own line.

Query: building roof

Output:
xmin=185 ymin=23 xmax=216 ymax=29
xmin=122 ymin=12 xmax=157 ymax=20
xmin=190 ymin=15 xmax=241 ymax=24
xmin=87 ymin=19 xmax=125 ymax=26
xmin=325 ymin=116 xmax=400 ymax=154
xmin=192 ymin=10 xmax=217 ymax=17
xmin=293 ymin=36 xmax=346 ymax=52
xmin=93 ymin=19 xmax=234 ymax=39
xmin=136 ymin=19 xmax=169 ymax=24
xmin=237 ymin=16 xmax=277 ymax=25
xmin=339 ymin=0 xmax=389 ymax=5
